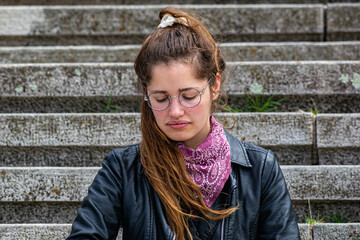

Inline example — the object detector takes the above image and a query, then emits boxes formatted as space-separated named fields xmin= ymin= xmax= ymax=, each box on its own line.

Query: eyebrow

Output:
xmin=149 ymin=87 xmax=197 ymax=95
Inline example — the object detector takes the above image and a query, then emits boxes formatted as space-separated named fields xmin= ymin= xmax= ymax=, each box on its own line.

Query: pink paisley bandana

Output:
xmin=177 ymin=116 xmax=231 ymax=207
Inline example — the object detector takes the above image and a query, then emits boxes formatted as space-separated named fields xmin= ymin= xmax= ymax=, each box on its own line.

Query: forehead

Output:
xmin=147 ymin=62 xmax=205 ymax=92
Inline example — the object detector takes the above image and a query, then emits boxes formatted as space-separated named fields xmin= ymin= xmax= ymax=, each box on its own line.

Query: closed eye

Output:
xmin=182 ymin=95 xmax=196 ymax=101
xmin=155 ymin=98 xmax=168 ymax=103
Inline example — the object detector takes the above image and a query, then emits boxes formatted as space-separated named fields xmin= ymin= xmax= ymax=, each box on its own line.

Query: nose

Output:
xmin=168 ymin=96 xmax=184 ymax=118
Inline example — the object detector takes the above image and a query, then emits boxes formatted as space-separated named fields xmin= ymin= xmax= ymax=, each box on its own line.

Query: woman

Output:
xmin=67 ymin=7 xmax=300 ymax=240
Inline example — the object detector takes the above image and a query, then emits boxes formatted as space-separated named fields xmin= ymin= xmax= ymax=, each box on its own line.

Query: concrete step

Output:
xmin=0 ymin=223 xmax=316 ymax=240
xmin=0 ymin=5 xmax=323 ymax=46
xmin=1 ymin=61 xmax=360 ymax=113
xmin=317 ymin=114 xmax=360 ymax=165
xmin=1 ymin=42 xmax=360 ymax=64
xmin=1 ymin=113 xmax=359 ymax=165
xmin=2 ymin=166 xmax=357 ymax=201
xmin=0 ymin=113 xmax=314 ymax=166
xmin=0 ymin=223 xmax=358 ymax=240
xmin=0 ymin=224 xmax=97 ymax=240
xmin=0 ymin=166 xmax=358 ymax=224
xmin=313 ymin=223 xmax=360 ymax=240
xmin=327 ymin=3 xmax=360 ymax=41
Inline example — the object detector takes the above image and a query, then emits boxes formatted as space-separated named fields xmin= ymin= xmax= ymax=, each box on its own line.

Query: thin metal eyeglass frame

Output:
xmin=144 ymin=79 xmax=211 ymax=111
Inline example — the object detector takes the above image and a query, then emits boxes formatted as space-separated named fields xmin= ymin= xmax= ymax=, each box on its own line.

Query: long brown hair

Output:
xmin=134 ymin=7 xmax=236 ymax=240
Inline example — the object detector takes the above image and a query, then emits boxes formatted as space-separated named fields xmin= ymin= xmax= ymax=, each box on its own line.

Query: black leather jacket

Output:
xmin=67 ymin=130 xmax=300 ymax=239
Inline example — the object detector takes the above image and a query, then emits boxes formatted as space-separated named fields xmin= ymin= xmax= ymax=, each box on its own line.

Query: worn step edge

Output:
xmin=313 ymin=223 xmax=360 ymax=240
xmin=0 ymin=166 xmax=358 ymax=201
xmin=1 ymin=42 xmax=360 ymax=63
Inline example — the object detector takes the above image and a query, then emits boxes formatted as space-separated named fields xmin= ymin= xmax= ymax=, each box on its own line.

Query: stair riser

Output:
xmin=1 ymin=43 xmax=360 ymax=63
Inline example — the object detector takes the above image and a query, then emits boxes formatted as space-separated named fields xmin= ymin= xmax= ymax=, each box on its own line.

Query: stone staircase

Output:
xmin=0 ymin=1 xmax=359 ymax=239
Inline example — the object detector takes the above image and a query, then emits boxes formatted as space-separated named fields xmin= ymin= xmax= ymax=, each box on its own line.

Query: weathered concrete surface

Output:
xmin=0 ymin=113 xmax=313 ymax=147
xmin=1 ymin=42 xmax=360 ymax=63
xmin=0 ymin=224 xmax=311 ymax=240
xmin=0 ymin=96 xmax=142 ymax=113
xmin=0 ymin=45 xmax=141 ymax=64
xmin=0 ymin=202 xmax=81 ymax=224
xmin=294 ymin=200 xmax=360 ymax=227
xmin=0 ymin=5 xmax=323 ymax=45
xmin=281 ymin=166 xmax=360 ymax=200
xmin=317 ymin=114 xmax=360 ymax=165
xmin=1 ymin=223 xmax=357 ymax=240
xmin=313 ymin=223 xmax=360 ymax=240
xmin=0 ymin=113 xmax=142 ymax=147
xmin=299 ymin=223 xmax=311 ymax=240
xmin=327 ymin=3 xmax=360 ymax=41
xmin=0 ymin=224 xmax=72 ymax=240
xmin=2 ymin=62 xmax=360 ymax=113
xmin=2 ymin=62 xmax=360 ymax=97
xmin=2 ymin=113 xmax=360 ymax=165
xmin=228 ymin=94 xmax=360 ymax=114
xmin=0 ymin=167 xmax=99 ymax=201
xmin=0 ymin=146 xmax=113 ymax=167
xmin=318 ymin=147 xmax=360 ymax=165
xmin=222 ymin=42 xmax=360 ymax=62
xmin=0 ymin=63 xmax=138 ymax=98
xmin=251 ymin=145 xmax=313 ymax=165
xmin=2 ymin=94 xmax=359 ymax=114
xmin=317 ymin=114 xmax=360 ymax=148
xmin=0 ymin=113 xmax=314 ymax=165
xmin=1 ymin=166 xmax=358 ymax=202
xmin=216 ymin=113 xmax=314 ymax=146
xmin=2 ymin=200 xmax=359 ymax=224
xmin=226 ymin=61 xmax=360 ymax=113
xmin=0 ymin=146 xmax=311 ymax=167
xmin=226 ymin=61 xmax=360 ymax=95
xmin=0 ymin=224 xmax=123 ymax=240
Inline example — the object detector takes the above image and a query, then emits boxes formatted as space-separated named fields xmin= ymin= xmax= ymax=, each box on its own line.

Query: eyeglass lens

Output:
xmin=148 ymin=88 xmax=201 ymax=110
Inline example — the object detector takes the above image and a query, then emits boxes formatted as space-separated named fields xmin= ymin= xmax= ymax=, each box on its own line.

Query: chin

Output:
xmin=167 ymin=134 xmax=189 ymax=142
xmin=164 ymin=131 xmax=191 ymax=143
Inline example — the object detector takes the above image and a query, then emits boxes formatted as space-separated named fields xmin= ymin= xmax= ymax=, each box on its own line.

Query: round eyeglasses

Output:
xmin=144 ymin=79 xmax=211 ymax=111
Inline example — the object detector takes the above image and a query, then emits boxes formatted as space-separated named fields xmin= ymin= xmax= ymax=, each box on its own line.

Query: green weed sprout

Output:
xmin=305 ymin=199 xmax=325 ymax=226
xmin=105 ymin=90 xmax=121 ymax=113
xmin=224 ymin=83 xmax=287 ymax=112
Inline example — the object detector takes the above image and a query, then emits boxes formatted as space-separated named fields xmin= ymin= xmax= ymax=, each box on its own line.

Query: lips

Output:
xmin=167 ymin=120 xmax=190 ymax=129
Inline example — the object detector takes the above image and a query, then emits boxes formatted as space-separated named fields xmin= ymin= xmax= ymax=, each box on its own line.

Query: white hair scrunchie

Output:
xmin=158 ymin=14 xmax=188 ymax=28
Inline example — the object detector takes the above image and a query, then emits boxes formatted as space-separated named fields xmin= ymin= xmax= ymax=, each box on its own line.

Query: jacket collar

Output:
xmin=224 ymin=129 xmax=252 ymax=168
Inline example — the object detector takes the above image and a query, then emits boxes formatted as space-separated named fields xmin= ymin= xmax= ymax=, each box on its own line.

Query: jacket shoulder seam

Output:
xmin=244 ymin=145 xmax=268 ymax=155
xmin=112 ymin=144 xmax=140 ymax=157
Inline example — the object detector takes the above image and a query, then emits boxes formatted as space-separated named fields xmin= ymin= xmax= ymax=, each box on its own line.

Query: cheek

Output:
xmin=152 ymin=111 xmax=166 ymax=124
xmin=188 ymin=101 xmax=211 ymax=116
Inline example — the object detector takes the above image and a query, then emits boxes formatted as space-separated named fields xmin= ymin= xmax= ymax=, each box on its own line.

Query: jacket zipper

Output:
xmin=144 ymin=177 xmax=154 ymax=239
xmin=220 ymin=176 xmax=238 ymax=240
xmin=221 ymin=218 xmax=225 ymax=240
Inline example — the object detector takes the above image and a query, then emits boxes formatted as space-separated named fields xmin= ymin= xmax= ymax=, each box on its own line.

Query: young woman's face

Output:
xmin=147 ymin=62 xmax=220 ymax=149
